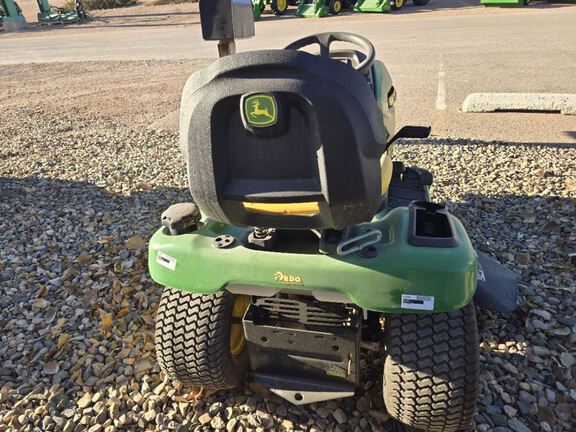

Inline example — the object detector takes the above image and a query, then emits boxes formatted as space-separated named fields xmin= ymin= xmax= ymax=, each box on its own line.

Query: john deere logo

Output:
xmin=244 ymin=94 xmax=277 ymax=127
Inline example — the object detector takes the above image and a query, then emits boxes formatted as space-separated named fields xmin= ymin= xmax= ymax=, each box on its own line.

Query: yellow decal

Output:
xmin=273 ymin=271 xmax=303 ymax=286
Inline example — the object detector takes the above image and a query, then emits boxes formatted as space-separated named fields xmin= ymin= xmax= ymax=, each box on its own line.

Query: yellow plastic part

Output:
xmin=381 ymin=153 xmax=393 ymax=195
xmin=242 ymin=201 xmax=320 ymax=216
xmin=229 ymin=295 xmax=251 ymax=356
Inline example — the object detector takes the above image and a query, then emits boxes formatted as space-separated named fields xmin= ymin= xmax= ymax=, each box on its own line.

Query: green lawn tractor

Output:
xmin=354 ymin=0 xmax=430 ymax=13
xmin=252 ymin=0 xmax=297 ymax=19
xmin=296 ymin=0 xmax=356 ymax=17
xmin=0 ymin=0 xmax=25 ymax=31
xmin=149 ymin=0 xmax=518 ymax=430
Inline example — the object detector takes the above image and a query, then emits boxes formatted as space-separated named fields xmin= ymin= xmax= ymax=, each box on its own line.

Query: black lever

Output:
xmin=384 ymin=125 xmax=431 ymax=152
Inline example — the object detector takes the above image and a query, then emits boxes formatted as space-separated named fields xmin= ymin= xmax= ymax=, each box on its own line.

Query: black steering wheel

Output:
xmin=284 ymin=32 xmax=376 ymax=75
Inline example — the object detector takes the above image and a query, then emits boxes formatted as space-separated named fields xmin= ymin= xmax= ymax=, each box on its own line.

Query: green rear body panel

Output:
xmin=148 ymin=207 xmax=477 ymax=313
xmin=353 ymin=0 xmax=391 ymax=13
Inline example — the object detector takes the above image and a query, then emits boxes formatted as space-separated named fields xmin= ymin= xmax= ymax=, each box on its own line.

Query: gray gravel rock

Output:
xmin=0 ymin=106 xmax=575 ymax=432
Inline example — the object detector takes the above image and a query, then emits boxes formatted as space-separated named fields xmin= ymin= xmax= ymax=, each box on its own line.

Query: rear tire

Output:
xmin=271 ymin=0 xmax=288 ymax=15
xmin=328 ymin=0 xmax=342 ymax=14
xmin=413 ymin=0 xmax=430 ymax=5
xmin=155 ymin=288 xmax=249 ymax=390
xmin=383 ymin=303 xmax=479 ymax=432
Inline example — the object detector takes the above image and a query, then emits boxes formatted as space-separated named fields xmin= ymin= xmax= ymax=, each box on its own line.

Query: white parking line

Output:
xmin=435 ymin=57 xmax=447 ymax=111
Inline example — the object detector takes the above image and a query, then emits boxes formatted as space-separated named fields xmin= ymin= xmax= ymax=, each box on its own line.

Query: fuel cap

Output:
xmin=161 ymin=203 xmax=201 ymax=235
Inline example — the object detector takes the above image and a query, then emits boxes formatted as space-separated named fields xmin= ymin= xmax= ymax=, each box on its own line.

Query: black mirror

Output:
xmin=199 ymin=0 xmax=255 ymax=42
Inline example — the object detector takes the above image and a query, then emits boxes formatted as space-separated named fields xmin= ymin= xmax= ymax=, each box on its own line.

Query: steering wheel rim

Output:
xmin=284 ymin=32 xmax=376 ymax=75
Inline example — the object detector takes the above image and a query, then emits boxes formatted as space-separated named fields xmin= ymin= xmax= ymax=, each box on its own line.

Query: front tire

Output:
xmin=390 ymin=0 xmax=405 ymax=10
xmin=155 ymin=288 xmax=250 ymax=389
xmin=383 ymin=303 xmax=480 ymax=432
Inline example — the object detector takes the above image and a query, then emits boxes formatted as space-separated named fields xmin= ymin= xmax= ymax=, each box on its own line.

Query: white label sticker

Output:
xmin=401 ymin=294 xmax=435 ymax=311
xmin=156 ymin=251 xmax=177 ymax=271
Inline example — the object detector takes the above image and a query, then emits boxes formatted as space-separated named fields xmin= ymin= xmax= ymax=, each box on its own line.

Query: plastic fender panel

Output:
xmin=148 ymin=207 xmax=477 ymax=313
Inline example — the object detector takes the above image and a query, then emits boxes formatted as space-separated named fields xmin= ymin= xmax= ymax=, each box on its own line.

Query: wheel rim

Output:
xmin=396 ymin=0 xmax=404 ymax=7
xmin=277 ymin=0 xmax=287 ymax=10
xmin=230 ymin=295 xmax=250 ymax=356
xmin=334 ymin=0 xmax=342 ymax=12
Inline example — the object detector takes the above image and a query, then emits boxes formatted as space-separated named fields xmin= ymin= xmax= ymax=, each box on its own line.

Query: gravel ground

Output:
xmin=1 ymin=68 xmax=576 ymax=431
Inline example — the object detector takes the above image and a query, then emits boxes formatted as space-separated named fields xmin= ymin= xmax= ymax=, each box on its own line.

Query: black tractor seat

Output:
xmin=180 ymin=49 xmax=389 ymax=230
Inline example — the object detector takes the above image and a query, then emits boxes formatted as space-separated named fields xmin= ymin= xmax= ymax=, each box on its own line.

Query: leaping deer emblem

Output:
xmin=250 ymin=100 xmax=274 ymax=120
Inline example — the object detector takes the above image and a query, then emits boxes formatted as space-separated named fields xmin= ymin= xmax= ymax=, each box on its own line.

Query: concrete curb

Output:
xmin=462 ymin=93 xmax=576 ymax=115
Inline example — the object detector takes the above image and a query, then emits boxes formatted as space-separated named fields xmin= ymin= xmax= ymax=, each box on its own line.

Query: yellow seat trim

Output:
xmin=243 ymin=201 xmax=320 ymax=216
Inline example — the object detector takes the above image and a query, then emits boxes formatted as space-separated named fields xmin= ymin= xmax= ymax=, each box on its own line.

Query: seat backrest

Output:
xmin=180 ymin=49 xmax=389 ymax=229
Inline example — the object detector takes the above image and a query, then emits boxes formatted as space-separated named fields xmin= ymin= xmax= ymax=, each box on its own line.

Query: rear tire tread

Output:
xmin=383 ymin=303 xmax=479 ymax=432
xmin=155 ymin=288 xmax=245 ymax=390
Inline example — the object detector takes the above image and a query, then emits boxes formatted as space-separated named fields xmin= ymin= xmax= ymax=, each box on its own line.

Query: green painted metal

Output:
xmin=36 ymin=0 xmax=51 ymax=19
xmin=148 ymin=207 xmax=477 ymax=313
xmin=252 ymin=0 xmax=262 ymax=20
xmin=353 ymin=0 xmax=391 ymax=13
xmin=296 ymin=0 xmax=329 ymax=17
xmin=34 ymin=0 xmax=91 ymax=24
xmin=0 ymin=0 xmax=25 ymax=26
xmin=481 ymin=0 xmax=525 ymax=6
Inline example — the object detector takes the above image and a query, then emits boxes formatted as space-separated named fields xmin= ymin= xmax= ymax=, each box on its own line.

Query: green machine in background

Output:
xmin=36 ymin=0 xmax=90 ymax=24
xmin=0 ymin=0 xmax=25 ymax=31
xmin=296 ymin=0 xmax=431 ymax=17
xmin=354 ymin=0 xmax=390 ymax=12
xmin=479 ymin=0 xmax=576 ymax=6
xmin=480 ymin=0 xmax=527 ymax=6
xmin=296 ymin=0 xmax=355 ymax=17
xmin=354 ymin=0 xmax=429 ymax=12
xmin=252 ymin=0 xmax=296 ymax=19
xmin=0 ymin=0 xmax=89 ymax=30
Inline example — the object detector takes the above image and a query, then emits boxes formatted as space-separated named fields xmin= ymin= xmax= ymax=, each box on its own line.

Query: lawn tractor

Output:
xmin=0 ymin=0 xmax=25 ymax=31
xmin=296 ymin=0 xmax=356 ymax=17
xmin=0 ymin=0 xmax=88 ymax=30
xmin=296 ymin=0 xmax=431 ymax=17
xmin=252 ymin=0 xmax=297 ymax=19
xmin=354 ymin=0 xmax=430 ymax=13
xmin=149 ymin=0 xmax=518 ymax=430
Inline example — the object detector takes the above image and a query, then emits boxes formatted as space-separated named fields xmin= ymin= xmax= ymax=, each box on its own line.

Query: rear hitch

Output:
xmin=242 ymin=296 xmax=361 ymax=404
